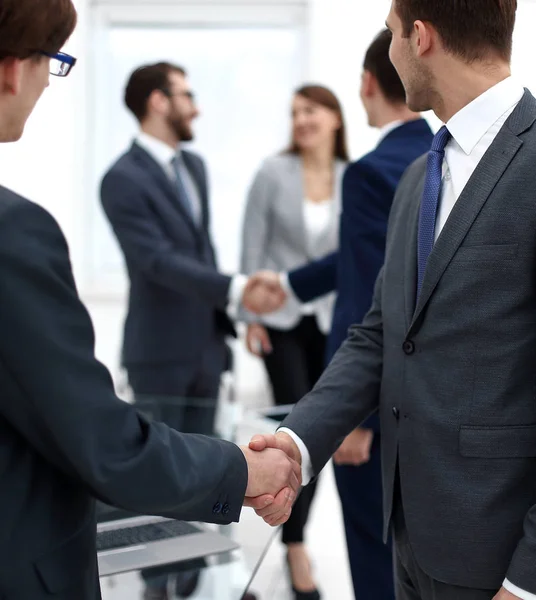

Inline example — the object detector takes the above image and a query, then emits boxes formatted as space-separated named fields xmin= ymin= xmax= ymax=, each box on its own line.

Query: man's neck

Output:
xmin=431 ymin=60 xmax=512 ymax=123
xmin=374 ymin=105 xmax=421 ymax=130
xmin=140 ymin=122 xmax=179 ymax=151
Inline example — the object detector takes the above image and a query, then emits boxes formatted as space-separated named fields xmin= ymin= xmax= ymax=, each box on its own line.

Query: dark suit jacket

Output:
xmin=283 ymin=91 xmax=536 ymax=593
xmin=0 ymin=189 xmax=247 ymax=600
xmin=289 ymin=119 xmax=434 ymax=431
xmin=101 ymin=143 xmax=235 ymax=368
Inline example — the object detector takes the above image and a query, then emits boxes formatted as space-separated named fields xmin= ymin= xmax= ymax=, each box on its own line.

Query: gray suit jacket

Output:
xmin=241 ymin=154 xmax=346 ymax=333
xmin=283 ymin=90 xmax=536 ymax=593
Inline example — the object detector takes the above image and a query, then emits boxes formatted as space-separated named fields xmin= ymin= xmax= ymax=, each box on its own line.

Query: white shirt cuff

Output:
xmin=279 ymin=272 xmax=300 ymax=303
xmin=503 ymin=578 xmax=536 ymax=599
xmin=278 ymin=427 xmax=313 ymax=486
xmin=227 ymin=274 xmax=248 ymax=320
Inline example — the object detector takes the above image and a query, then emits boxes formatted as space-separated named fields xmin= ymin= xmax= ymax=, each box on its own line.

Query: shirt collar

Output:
xmin=378 ymin=120 xmax=404 ymax=142
xmin=446 ymin=76 xmax=524 ymax=155
xmin=136 ymin=131 xmax=180 ymax=169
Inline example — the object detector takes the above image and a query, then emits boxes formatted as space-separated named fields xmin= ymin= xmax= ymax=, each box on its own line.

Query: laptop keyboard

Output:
xmin=97 ymin=520 xmax=201 ymax=552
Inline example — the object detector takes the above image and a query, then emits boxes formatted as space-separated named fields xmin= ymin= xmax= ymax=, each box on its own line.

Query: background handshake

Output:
xmin=240 ymin=432 xmax=302 ymax=527
xmin=241 ymin=271 xmax=287 ymax=316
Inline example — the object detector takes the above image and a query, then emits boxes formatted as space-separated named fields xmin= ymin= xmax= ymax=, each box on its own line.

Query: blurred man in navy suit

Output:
xmin=250 ymin=30 xmax=433 ymax=599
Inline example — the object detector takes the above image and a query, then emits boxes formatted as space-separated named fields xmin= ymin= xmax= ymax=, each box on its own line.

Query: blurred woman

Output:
xmin=241 ymin=84 xmax=349 ymax=600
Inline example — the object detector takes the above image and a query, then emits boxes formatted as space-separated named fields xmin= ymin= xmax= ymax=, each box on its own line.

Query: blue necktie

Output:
xmin=170 ymin=155 xmax=196 ymax=224
xmin=417 ymin=125 xmax=451 ymax=298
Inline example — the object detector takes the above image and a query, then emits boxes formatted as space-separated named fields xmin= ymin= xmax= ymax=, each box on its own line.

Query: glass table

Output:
xmin=99 ymin=390 xmax=283 ymax=600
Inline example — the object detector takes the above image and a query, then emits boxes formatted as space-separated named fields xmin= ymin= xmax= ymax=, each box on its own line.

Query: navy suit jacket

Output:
xmin=101 ymin=143 xmax=235 ymax=368
xmin=289 ymin=119 xmax=434 ymax=430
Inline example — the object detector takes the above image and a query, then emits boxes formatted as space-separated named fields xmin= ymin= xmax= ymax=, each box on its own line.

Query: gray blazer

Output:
xmin=283 ymin=90 xmax=536 ymax=593
xmin=241 ymin=154 xmax=347 ymax=332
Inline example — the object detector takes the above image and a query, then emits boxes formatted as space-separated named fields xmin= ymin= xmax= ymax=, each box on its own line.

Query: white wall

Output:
xmin=0 ymin=0 xmax=534 ymax=380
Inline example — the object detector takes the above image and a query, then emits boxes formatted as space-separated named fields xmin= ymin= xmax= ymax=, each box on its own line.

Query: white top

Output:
xmin=301 ymin=198 xmax=334 ymax=317
xmin=283 ymin=75 xmax=533 ymax=600
xmin=135 ymin=131 xmax=247 ymax=312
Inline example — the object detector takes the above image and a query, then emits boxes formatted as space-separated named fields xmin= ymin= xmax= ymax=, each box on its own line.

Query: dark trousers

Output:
xmin=393 ymin=492 xmax=495 ymax=600
xmin=127 ymin=352 xmax=225 ymax=593
xmin=263 ymin=316 xmax=326 ymax=545
xmin=334 ymin=436 xmax=395 ymax=600
xmin=127 ymin=337 xmax=226 ymax=436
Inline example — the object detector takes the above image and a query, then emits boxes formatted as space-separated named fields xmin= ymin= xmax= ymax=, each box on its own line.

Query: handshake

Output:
xmin=240 ymin=432 xmax=302 ymax=526
xmin=241 ymin=271 xmax=287 ymax=316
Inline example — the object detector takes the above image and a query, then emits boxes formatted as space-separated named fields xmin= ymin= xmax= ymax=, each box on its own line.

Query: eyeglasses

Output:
xmin=40 ymin=51 xmax=77 ymax=78
xmin=160 ymin=88 xmax=196 ymax=103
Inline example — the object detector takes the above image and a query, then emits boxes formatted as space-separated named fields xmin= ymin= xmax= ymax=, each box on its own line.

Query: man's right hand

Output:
xmin=245 ymin=432 xmax=303 ymax=525
xmin=240 ymin=445 xmax=301 ymax=526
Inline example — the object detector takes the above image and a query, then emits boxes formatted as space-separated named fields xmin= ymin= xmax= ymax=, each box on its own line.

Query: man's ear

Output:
xmin=414 ymin=19 xmax=434 ymax=58
xmin=147 ymin=88 xmax=169 ymax=117
xmin=362 ymin=70 xmax=377 ymax=98
xmin=0 ymin=58 xmax=23 ymax=95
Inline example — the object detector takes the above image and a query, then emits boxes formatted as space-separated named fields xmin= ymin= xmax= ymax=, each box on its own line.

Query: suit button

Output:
xmin=392 ymin=407 xmax=400 ymax=420
xmin=212 ymin=502 xmax=222 ymax=515
xmin=403 ymin=340 xmax=415 ymax=355
xmin=222 ymin=503 xmax=230 ymax=515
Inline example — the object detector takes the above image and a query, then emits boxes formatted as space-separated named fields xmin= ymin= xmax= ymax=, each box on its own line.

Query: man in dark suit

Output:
xmin=0 ymin=3 xmax=300 ymax=599
xmin=101 ymin=62 xmax=284 ymax=438
xmin=272 ymin=30 xmax=432 ymax=599
xmin=100 ymin=63 xmax=288 ymax=599
xmin=250 ymin=1 xmax=534 ymax=599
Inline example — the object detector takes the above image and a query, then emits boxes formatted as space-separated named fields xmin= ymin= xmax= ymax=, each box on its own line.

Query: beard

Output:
xmin=403 ymin=60 xmax=436 ymax=114
xmin=168 ymin=113 xmax=194 ymax=142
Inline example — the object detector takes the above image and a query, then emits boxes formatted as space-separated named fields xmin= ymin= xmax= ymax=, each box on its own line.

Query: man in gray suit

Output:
xmin=250 ymin=1 xmax=535 ymax=599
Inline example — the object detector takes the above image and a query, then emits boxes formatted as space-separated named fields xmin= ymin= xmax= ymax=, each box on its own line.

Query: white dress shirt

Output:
xmin=135 ymin=132 xmax=247 ymax=311
xmin=282 ymin=78 xmax=533 ymax=599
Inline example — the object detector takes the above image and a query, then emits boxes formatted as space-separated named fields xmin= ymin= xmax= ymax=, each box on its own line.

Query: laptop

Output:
xmin=96 ymin=503 xmax=239 ymax=577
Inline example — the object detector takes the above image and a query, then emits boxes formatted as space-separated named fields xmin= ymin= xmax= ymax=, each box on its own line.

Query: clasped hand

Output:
xmin=241 ymin=432 xmax=302 ymax=526
xmin=242 ymin=271 xmax=287 ymax=315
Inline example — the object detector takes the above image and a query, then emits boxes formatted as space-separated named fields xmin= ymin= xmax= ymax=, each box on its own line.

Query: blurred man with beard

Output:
xmin=101 ymin=62 xmax=280 ymax=599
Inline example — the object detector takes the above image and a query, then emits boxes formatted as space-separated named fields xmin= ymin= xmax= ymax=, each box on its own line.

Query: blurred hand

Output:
xmin=246 ymin=323 xmax=272 ymax=357
xmin=333 ymin=428 xmax=374 ymax=467
xmin=493 ymin=588 xmax=521 ymax=600
xmin=242 ymin=271 xmax=286 ymax=315
xmin=247 ymin=432 xmax=303 ymax=526
xmin=240 ymin=445 xmax=302 ymax=526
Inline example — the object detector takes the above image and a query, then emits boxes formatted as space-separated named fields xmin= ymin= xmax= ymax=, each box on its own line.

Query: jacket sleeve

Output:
xmin=281 ymin=266 xmax=385 ymax=475
xmin=287 ymin=252 xmax=338 ymax=302
xmin=0 ymin=200 xmax=248 ymax=523
xmin=101 ymin=170 xmax=231 ymax=310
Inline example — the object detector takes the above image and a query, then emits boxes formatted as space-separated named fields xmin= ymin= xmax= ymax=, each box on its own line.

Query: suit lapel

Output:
xmin=409 ymin=92 xmax=536 ymax=331
xmin=404 ymin=168 xmax=426 ymax=327
xmin=288 ymin=156 xmax=308 ymax=255
xmin=182 ymin=151 xmax=209 ymax=230
xmin=130 ymin=143 xmax=200 ymax=239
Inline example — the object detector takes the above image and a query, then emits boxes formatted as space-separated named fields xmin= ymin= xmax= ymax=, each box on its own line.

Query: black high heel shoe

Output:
xmin=285 ymin=553 xmax=321 ymax=600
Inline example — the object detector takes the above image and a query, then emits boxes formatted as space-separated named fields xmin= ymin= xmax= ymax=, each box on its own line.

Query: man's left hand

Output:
xmin=493 ymin=587 xmax=521 ymax=599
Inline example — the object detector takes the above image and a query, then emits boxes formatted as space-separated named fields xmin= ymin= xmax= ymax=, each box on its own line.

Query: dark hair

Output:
xmin=0 ymin=0 xmax=77 ymax=60
xmin=363 ymin=29 xmax=406 ymax=104
xmin=395 ymin=0 xmax=517 ymax=62
xmin=125 ymin=62 xmax=186 ymax=122
xmin=288 ymin=85 xmax=349 ymax=161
